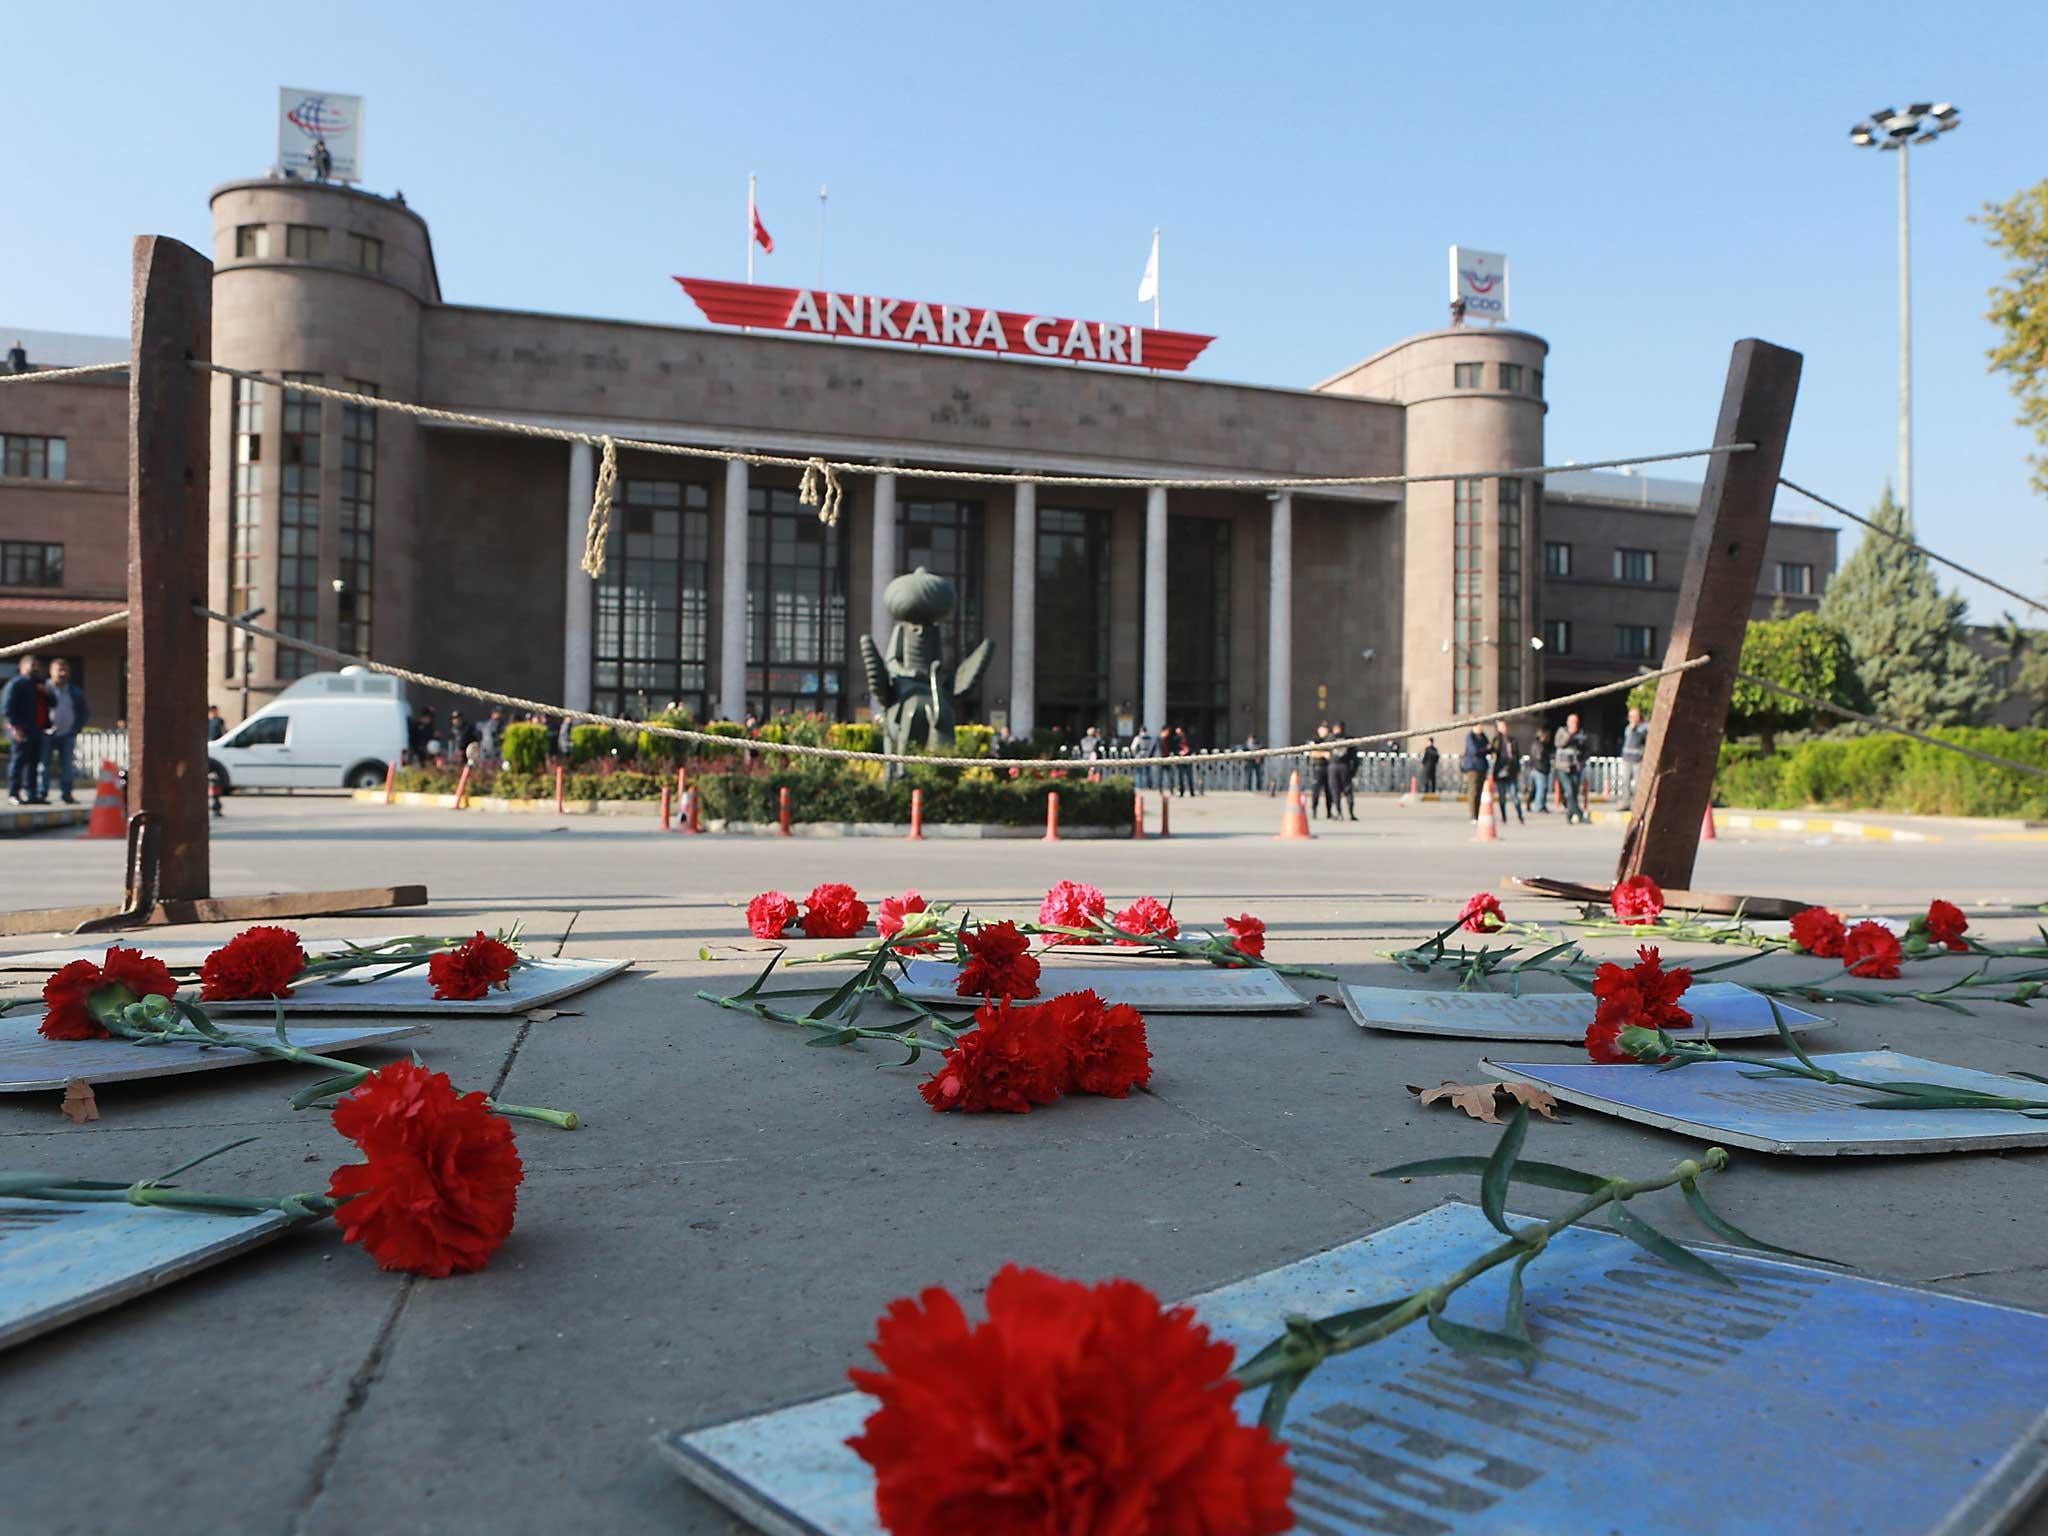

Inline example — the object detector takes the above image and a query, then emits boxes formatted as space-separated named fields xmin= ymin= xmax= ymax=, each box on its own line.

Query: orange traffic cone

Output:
xmin=1399 ymin=773 xmax=1418 ymax=807
xmin=1702 ymin=802 xmax=1717 ymax=841
xmin=84 ymin=761 xmax=124 ymax=838
xmin=1277 ymin=772 xmax=1312 ymax=840
xmin=1472 ymin=777 xmax=1498 ymax=842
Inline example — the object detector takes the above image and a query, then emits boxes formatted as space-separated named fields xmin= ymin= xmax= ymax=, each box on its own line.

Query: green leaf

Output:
xmin=805 ymin=967 xmax=868 ymax=1022
xmin=1766 ymin=996 xmax=1819 ymax=1070
xmin=1480 ymin=1104 xmax=1527 ymax=1236
xmin=1311 ymin=1295 xmax=1413 ymax=1340
xmin=1607 ymin=1205 xmax=1736 ymax=1287
xmin=734 ymin=949 xmax=785 ymax=1001
xmin=1427 ymin=1307 xmax=1538 ymax=1364
xmin=1256 ymin=1371 xmax=1306 ymax=1434
xmin=1680 ymin=1179 xmax=1842 ymax=1265
xmin=1503 ymin=1252 xmax=1537 ymax=1346
xmin=1858 ymin=1092 xmax=2045 ymax=1112
xmin=803 ymin=1028 xmax=860 ymax=1047
xmin=1374 ymin=1155 xmax=1610 ymax=1195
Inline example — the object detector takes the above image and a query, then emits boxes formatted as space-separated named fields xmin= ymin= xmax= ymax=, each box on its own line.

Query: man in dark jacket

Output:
xmin=1526 ymin=725 xmax=1555 ymax=813
xmin=1328 ymin=722 xmax=1359 ymax=820
xmin=42 ymin=657 xmax=89 ymax=803
xmin=3 ymin=655 xmax=47 ymax=804
xmin=1419 ymin=737 xmax=1440 ymax=794
xmin=1459 ymin=726 xmax=1492 ymax=822
xmin=1554 ymin=713 xmax=1590 ymax=825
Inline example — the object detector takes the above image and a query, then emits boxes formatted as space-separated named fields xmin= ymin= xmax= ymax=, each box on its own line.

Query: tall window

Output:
xmin=1453 ymin=362 xmax=1483 ymax=389
xmin=897 ymin=498 xmax=984 ymax=698
xmin=1776 ymin=561 xmax=1814 ymax=595
xmin=1543 ymin=540 xmax=1572 ymax=576
xmin=1036 ymin=508 xmax=1110 ymax=738
xmin=0 ymin=541 xmax=63 ymax=586
xmin=235 ymin=224 xmax=271 ymax=259
xmin=1617 ymin=624 xmax=1657 ymax=660
xmin=1497 ymin=481 xmax=1524 ymax=706
xmin=1542 ymin=619 xmax=1571 ymax=654
xmin=1614 ymin=548 xmax=1656 ymax=583
xmin=228 ymin=377 xmax=264 ymax=678
xmin=1452 ymin=479 xmax=1483 ymax=714
xmin=347 ymin=233 xmax=383 ymax=274
xmin=285 ymin=225 xmax=328 ymax=260
xmin=595 ymin=479 xmax=711 ymax=719
xmin=277 ymin=373 xmax=321 ymax=680
xmin=339 ymin=379 xmax=377 ymax=657
xmin=1498 ymin=362 xmax=1523 ymax=392
xmin=2 ymin=434 xmax=66 ymax=480
xmin=747 ymin=486 xmax=847 ymax=718
xmin=1533 ymin=369 xmax=1544 ymax=398
xmin=1165 ymin=516 xmax=1231 ymax=747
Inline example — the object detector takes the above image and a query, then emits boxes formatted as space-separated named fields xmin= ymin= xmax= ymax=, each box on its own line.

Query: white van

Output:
xmin=209 ymin=668 xmax=408 ymax=793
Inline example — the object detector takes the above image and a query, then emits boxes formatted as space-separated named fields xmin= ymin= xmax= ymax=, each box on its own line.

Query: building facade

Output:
xmin=4 ymin=174 xmax=1859 ymax=751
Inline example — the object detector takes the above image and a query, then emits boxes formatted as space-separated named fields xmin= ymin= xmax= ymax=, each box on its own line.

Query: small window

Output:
xmin=286 ymin=225 xmax=328 ymax=260
xmin=1542 ymin=619 xmax=1571 ymax=654
xmin=348 ymin=233 xmax=383 ymax=274
xmin=1543 ymin=541 xmax=1572 ymax=577
xmin=1 ymin=434 xmax=65 ymax=481
xmin=1614 ymin=548 xmax=1656 ymax=583
xmin=1990 ymin=659 xmax=2012 ymax=691
xmin=1453 ymin=362 xmax=1484 ymax=388
xmin=0 ymin=541 xmax=64 ymax=587
xmin=230 ymin=713 xmax=289 ymax=747
xmin=235 ymin=224 xmax=271 ymax=259
xmin=1616 ymin=624 xmax=1657 ymax=660
xmin=1498 ymin=362 xmax=1523 ymax=392
xmin=1532 ymin=369 xmax=1544 ymax=398
xmin=1776 ymin=561 xmax=1814 ymax=595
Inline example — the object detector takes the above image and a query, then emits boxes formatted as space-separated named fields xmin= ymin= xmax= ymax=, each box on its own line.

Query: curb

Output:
xmin=350 ymin=790 xmax=1129 ymax=837
xmin=1584 ymin=806 xmax=1939 ymax=843
xmin=0 ymin=805 xmax=90 ymax=836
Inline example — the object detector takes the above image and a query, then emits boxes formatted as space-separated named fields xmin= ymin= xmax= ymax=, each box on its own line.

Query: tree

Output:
xmin=1627 ymin=611 xmax=1865 ymax=751
xmin=1979 ymin=181 xmax=2048 ymax=500
xmin=1817 ymin=487 xmax=1998 ymax=730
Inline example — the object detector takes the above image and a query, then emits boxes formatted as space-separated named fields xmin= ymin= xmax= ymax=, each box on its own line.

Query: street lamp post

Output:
xmin=1849 ymin=102 xmax=1961 ymax=520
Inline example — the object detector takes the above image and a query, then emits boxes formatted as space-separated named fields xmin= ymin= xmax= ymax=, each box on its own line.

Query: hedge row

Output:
xmin=1716 ymin=729 xmax=2048 ymax=819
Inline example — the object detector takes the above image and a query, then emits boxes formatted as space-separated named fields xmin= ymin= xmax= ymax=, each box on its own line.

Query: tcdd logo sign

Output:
xmin=1449 ymin=245 xmax=1509 ymax=323
xmin=277 ymin=86 xmax=364 ymax=184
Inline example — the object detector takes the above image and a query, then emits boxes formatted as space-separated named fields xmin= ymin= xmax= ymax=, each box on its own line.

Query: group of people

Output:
xmin=1457 ymin=711 xmax=1598 ymax=827
xmin=2 ymin=654 xmax=90 ymax=806
xmin=1113 ymin=727 xmax=1211 ymax=795
xmin=406 ymin=705 xmax=518 ymax=767
xmin=1306 ymin=722 xmax=1361 ymax=820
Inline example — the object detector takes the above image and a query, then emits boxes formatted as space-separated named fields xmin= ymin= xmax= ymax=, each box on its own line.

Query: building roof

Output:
xmin=2 ymin=328 xmax=127 ymax=367
xmin=1547 ymin=467 xmax=1836 ymax=533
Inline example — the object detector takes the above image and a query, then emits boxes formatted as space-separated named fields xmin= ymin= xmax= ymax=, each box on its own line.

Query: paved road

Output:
xmin=5 ymin=793 xmax=2047 ymax=1535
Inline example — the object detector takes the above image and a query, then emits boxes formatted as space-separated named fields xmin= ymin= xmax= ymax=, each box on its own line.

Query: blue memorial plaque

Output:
xmin=1344 ymin=980 xmax=1830 ymax=1042
xmin=655 ymin=1203 xmax=2048 ymax=1535
xmin=0 ymin=1017 xmax=425 ymax=1093
xmin=895 ymin=959 xmax=1306 ymax=1013
xmin=0 ymin=1198 xmax=291 ymax=1350
xmin=1484 ymin=1050 xmax=2048 ymax=1156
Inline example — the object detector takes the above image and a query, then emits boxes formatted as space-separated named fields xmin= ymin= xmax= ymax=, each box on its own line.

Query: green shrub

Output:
xmin=952 ymin=724 xmax=995 ymax=758
xmin=1715 ymin=728 xmax=2048 ymax=818
xmin=569 ymin=725 xmax=617 ymax=764
xmin=501 ymin=722 xmax=550 ymax=774
xmin=636 ymin=708 xmax=697 ymax=765
xmin=700 ymin=720 xmax=748 ymax=758
xmin=828 ymin=721 xmax=879 ymax=753
xmin=696 ymin=768 xmax=1133 ymax=827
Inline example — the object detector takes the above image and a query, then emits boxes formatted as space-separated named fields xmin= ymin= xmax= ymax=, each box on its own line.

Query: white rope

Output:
xmin=196 ymin=602 xmax=1705 ymax=769
xmin=1736 ymin=671 xmax=2048 ymax=781
xmin=1777 ymin=477 xmax=2048 ymax=621
xmin=0 ymin=363 xmax=129 ymax=385
xmin=581 ymin=436 xmax=617 ymax=577
xmin=0 ymin=610 xmax=129 ymax=659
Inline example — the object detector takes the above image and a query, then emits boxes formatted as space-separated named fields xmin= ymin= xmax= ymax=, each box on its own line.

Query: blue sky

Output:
xmin=8 ymin=0 xmax=2045 ymax=619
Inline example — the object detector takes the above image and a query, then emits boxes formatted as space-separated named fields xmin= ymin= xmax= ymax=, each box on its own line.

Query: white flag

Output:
xmin=1136 ymin=230 xmax=1159 ymax=304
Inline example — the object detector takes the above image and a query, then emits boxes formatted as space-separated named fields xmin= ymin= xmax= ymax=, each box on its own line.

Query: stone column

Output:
xmin=1267 ymin=492 xmax=1292 ymax=748
xmin=1143 ymin=486 xmax=1168 ymax=734
xmin=869 ymin=470 xmax=897 ymax=710
xmin=720 ymin=457 xmax=749 ymax=721
xmin=563 ymin=440 xmax=595 ymax=711
xmin=1009 ymin=482 xmax=1036 ymax=738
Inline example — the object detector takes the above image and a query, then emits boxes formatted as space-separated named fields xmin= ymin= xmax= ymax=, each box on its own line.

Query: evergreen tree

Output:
xmin=1817 ymin=487 xmax=1997 ymax=729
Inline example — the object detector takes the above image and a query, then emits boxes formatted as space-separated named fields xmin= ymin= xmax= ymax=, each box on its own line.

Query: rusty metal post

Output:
xmin=1616 ymin=339 xmax=1802 ymax=891
xmin=127 ymin=236 xmax=213 ymax=902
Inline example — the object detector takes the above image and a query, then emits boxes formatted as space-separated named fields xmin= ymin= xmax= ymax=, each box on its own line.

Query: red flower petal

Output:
xmin=747 ymin=891 xmax=799 ymax=939
xmin=802 ymin=882 xmax=870 ymax=940
xmin=199 ymin=925 xmax=307 ymax=1002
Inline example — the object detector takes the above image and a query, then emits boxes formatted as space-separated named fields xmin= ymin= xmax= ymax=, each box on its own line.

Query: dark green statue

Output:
xmin=858 ymin=566 xmax=993 ymax=763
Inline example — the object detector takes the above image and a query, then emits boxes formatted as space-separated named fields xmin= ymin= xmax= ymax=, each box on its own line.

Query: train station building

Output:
xmin=2 ymin=174 xmax=1839 ymax=749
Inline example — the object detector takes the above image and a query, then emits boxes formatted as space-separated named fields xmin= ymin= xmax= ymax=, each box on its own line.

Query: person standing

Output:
xmin=206 ymin=704 xmax=227 ymax=743
xmin=1171 ymin=726 xmax=1196 ymax=797
xmin=1458 ymin=724 xmax=1492 ymax=823
xmin=1129 ymin=725 xmax=1155 ymax=791
xmin=1490 ymin=718 xmax=1524 ymax=827
xmin=1243 ymin=733 xmax=1263 ymax=792
xmin=1554 ymin=712 xmax=1590 ymax=825
xmin=1526 ymin=723 xmax=1554 ymax=813
xmin=1419 ymin=737 xmax=1440 ymax=795
xmin=1307 ymin=724 xmax=1333 ymax=818
xmin=4 ymin=655 xmax=47 ymax=805
xmin=1619 ymin=706 xmax=1650 ymax=812
xmin=42 ymin=658 xmax=89 ymax=804
xmin=478 ymin=707 xmax=507 ymax=766
xmin=447 ymin=710 xmax=479 ymax=765
xmin=1329 ymin=721 xmax=1359 ymax=821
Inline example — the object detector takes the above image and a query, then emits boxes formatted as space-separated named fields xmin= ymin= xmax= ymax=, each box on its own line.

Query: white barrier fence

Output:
xmin=1052 ymin=745 xmax=1628 ymax=799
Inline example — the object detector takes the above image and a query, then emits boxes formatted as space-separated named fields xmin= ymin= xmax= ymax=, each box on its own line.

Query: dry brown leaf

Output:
xmin=524 ymin=1009 xmax=583 ymax=1023
xmin=1406 ymin=1080 xmax=1561 ymax=1125
xmin=60 ymin=1078 xmax=99 ymax=1124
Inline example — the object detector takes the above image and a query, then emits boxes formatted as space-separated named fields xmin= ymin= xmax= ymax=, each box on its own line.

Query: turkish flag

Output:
xmin=751 ymin=204 xmax=774 ymax=254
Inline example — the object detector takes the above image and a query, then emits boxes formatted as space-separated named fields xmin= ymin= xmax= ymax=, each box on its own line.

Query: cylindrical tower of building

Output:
xmin=1322 ymin=327 xmax=1547 ymax=730
xmin=206 ymin=178 xmax=437 ymax=715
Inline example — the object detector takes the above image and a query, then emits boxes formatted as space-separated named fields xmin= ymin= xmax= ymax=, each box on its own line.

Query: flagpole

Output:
xmin=1152 ymin=226 xmax=1160 ymax=329
xmin=747 ymin=172 xmax=757 ymax=285
xmin=817 ymin=184 xmax=829 ymax=287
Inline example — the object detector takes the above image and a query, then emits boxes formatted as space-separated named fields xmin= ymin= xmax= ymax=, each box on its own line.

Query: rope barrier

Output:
xmin=0 ymin=363 xmax=128 ymax=385
xmin=1777 ymin=477 xmax=2048 ymax=621
xmin=194 ymin=602 xmax=1708 ymax=770
xmin=0 ymin=610 xmax=129 ymax=659
xmin=1735 ymin=671 xmax=2048 ymax=782
xmin=581 ymin=436 xmax=617 ymax=577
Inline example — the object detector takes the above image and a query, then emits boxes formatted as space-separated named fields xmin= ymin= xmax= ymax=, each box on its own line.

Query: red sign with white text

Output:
xmin=674 ymin=277 xmax=1214 ymax=372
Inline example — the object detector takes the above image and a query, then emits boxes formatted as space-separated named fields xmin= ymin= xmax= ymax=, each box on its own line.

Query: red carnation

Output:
xmin=1225 ymin=913 xmax=1266 ymax=961
xmin=878 ymin=891 xmax=936 ymax=954
xmin=747 ymin=891 xmax=799 ymax=939
xmin=955 ymin=922 xmax=1040 ymax=1001
xmin=40 ymin=945 xmax=178 ymax=1041
xmin=919 ymin=999 xmax=1066 ymax=1113
xmin=1112 ymin=895 xmax=1179 ymax=945
xmin=1842 ymin=921 xmax=1903 ymax=980
xmin=802 ymin=882 xmax=870 ymax=939
xmin=1591 ymin=944 xmax=1694 ymax=1034
xmin=1610 ymin=875 xmax=1665 ymax=926
xmin=849 ymin=1264 xmax=1293 ymax=1536
xmin=326 ymin=1060 xmax=523 ymax=1277
xmin=1459 ymin=892 xmax=1505 ymax=934
xmin=1039 ymin=880 xmax=1107 ymax=942
xmin=1585 ymin=1015 xmax=1638 ymax=1064
xmin=199 ymin=925 xmax=307 ymax=1002
xmin=1923 ymin=899 xmax=1969 ymax=953
xmin=1051 ymin=990 xmax=1152 ymax=1098
xmin=1788 ymin=906 xmax=1846 ymax=958
xmin=427 ymin=932 xmax=521 ymax=1001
